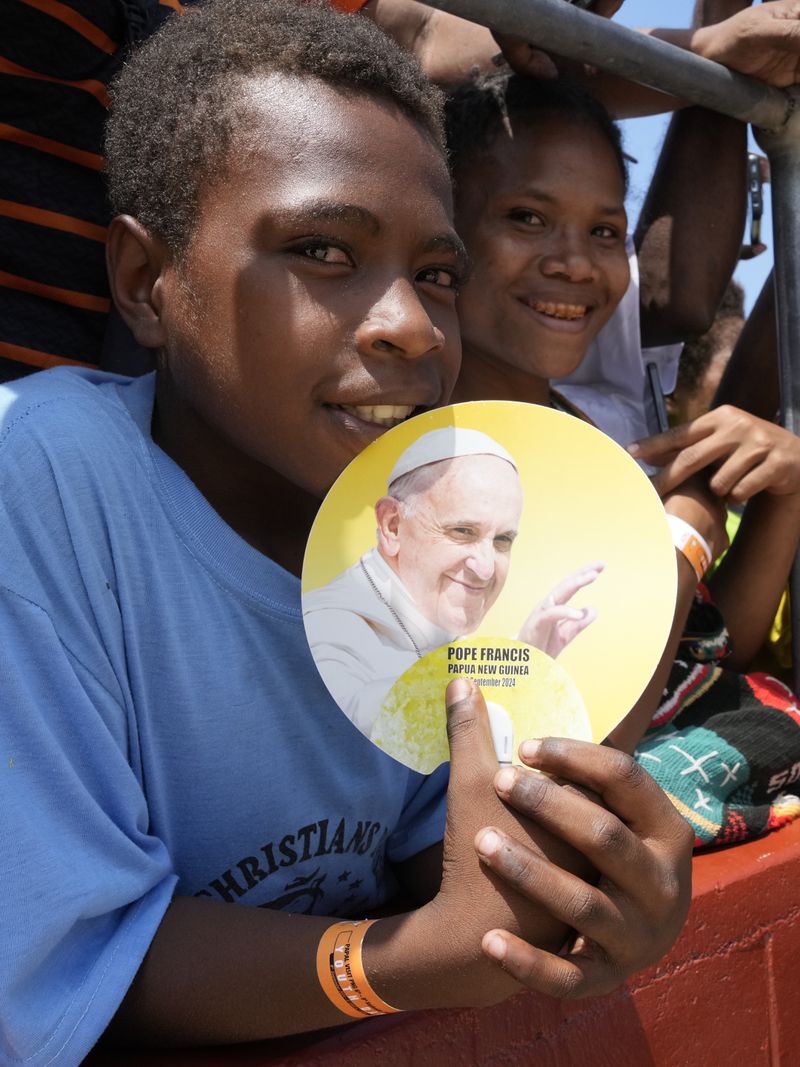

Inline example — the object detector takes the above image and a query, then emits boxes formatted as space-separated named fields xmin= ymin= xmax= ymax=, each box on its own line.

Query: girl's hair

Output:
xmin=445 ymin=71 xmax=628 ymax=194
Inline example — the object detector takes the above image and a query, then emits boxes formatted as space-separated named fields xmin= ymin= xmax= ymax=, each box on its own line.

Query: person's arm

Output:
xmin=1 ymin=561 xmax=693 ymax=1053
xmin=108 ymin=678 xmax=694 ymax=1044
xmin=364 ymin=0 xmax=670 ymax=111
xmin=366 ymin=0 xmax=800 ymax=110
xmin=635 ymin=0 xmax=750 ymax=347
xmin=630 ymin=406 xmax=800 ymax=668
xmin=362 ymin=0 xmax=644 ymax=100
xmin=708 ymin=490 xmax=800 ymax=667
xmin=712 ymin=270 xmax=779 ymax=419
xmin=609 ymin=477 xmax=729 ymax=752
xmin=362 ymin=0 xmax=504 ymax=87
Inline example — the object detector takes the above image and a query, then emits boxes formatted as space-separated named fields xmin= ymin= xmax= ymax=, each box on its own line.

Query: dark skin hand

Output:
xmin=691 ymin=0 xmax=800 ymax=87
xmin=433 ymin=679 xmax=694 ymax=1000
xmin=475 ymin=742 xmax=693 ymax=996
xmin=633 ymin=406 xmax=800 ymax=504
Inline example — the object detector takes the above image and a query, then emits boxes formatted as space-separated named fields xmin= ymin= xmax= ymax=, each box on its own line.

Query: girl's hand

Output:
xmin=630 ymin=406 xmax=800 ymax=503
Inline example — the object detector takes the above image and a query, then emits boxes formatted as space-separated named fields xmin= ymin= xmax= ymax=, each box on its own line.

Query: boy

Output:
xmin=0 ymin=2 xmax=693 ymax=1061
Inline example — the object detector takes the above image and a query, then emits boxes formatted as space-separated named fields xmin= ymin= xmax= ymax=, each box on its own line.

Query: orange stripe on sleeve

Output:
xmin=19 ymin=0 xmax=117 ymax=54
xmin=0 ymin=199 xmax=107 ymax=242
xmin=0 ymin=270 xmax=110 ymax=313
xmin=329 ymin=0 xmax=370 ymax=10
xmin=159 ymin=0 xmax=185 ymax=11
xmin=0 ymin=56 xmax=110 ymax=108
xmin=0 ymin=340 xmax=94 ymax=371
xmin=0 ymin=124 xmax=104 ymax=172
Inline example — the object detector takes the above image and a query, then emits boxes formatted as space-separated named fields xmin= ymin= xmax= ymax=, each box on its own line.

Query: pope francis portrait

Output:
xmin=303 ymin=428 xmax=601 ymax=736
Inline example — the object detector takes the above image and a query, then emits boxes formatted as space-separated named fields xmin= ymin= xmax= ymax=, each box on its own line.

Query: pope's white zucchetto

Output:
xmin=387 ymin=428 xmax=518 ymax=490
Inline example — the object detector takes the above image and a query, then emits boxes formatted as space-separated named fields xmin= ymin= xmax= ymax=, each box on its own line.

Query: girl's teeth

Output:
xmin=531 ymin=301 xmax=588 ymax=320
xmin=340 ymin=404 xmax=415 ymax=427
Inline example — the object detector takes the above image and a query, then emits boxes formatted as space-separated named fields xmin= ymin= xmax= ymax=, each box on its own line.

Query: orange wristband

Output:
xmin=666 ymin=514 xmax=712 ymax=583
xmin=316 ymin=919 xmax=401 ymax=1019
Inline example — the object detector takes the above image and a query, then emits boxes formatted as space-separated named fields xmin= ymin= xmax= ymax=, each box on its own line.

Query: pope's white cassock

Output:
xmin=303 ymin=546 xmax=458 ymax=737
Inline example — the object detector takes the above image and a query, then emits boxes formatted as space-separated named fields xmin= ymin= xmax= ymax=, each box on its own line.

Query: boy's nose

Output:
xmin=356 ymin=280 xmax=446 ymax=360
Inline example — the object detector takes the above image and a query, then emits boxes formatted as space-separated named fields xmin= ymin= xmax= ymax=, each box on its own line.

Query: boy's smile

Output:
xmin=453 ymin=118 xmax=629 ymax=400
xmin=143 ymin=74 xmax=463 ymax=552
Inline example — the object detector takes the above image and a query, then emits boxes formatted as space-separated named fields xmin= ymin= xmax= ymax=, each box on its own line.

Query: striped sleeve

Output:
xmin=0 ymin=0 xmax=367 ymax=382
xmin=0 ymin=0 xmax=173 ymax=381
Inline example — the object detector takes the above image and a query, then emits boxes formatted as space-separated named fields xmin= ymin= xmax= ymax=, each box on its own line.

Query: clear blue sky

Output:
xmin=614 ymin=0 xmax=772 ymax=313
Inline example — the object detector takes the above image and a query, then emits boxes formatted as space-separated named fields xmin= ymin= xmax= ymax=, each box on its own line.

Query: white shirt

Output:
xmin=303 ymin=548 xmax=456 ymax=737
xmin=556 ymin=238 xmax=682 ymax=458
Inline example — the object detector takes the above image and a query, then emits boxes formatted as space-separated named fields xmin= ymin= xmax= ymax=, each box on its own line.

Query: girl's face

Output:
xmin=454 ymin=116 xmax=630 ymax=385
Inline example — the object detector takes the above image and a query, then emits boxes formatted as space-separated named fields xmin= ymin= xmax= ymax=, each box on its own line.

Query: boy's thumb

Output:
xmin=445 ymin=677 xmax=499 ymax=785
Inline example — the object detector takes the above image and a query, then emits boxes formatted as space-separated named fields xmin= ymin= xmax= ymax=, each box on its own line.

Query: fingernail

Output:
xmin=476 ymin=829 xmax=502 ymax=858
xmin=495 ymin=767 xmax=516 ymax=794
xmin=627 ymin=443 xmax=641 ymax=455
xmin=447 ymin=677 xmax=472 ymax=704
xmin=520 ymin=739 xmax=541 ymax=762
xmin=483 ymin=932 xmax=507 ymax=962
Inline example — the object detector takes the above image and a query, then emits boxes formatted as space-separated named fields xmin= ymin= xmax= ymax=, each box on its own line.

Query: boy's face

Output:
xmin=454 ymin=117 xmax=630 ymax=384
xmin=154 ymin=75 xmax=463 ymax=500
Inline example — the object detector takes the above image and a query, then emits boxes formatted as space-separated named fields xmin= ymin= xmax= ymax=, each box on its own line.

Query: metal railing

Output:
xmin=424 ymin=0 xmax=800 ymax=693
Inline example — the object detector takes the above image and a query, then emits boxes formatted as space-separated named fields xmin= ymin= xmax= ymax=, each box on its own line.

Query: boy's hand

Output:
xmin=630 ymin=406 xmax=800 ymax=504
xmin=432 ymin=678 xmax=692 ymax=1005
xmin=517 ymin=561 xmax=603 ymax=658
xmin=476 ymin=737 xmax=693 ymax=998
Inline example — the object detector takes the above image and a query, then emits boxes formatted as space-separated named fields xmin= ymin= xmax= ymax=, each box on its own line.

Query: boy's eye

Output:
xmin=293 ymin=240 xmax=353 ymax=266
xmin=417 ymin=266 xmax=460 ymax=290
xmin=508 ymin=208 xmax=544 ymax=227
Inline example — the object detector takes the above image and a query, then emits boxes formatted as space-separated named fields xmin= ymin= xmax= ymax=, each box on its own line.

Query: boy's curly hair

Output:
xmin=106 ymin=0 xmax=445 ymax=256
xmin=445 ymin=71 xmax=628 ymax=195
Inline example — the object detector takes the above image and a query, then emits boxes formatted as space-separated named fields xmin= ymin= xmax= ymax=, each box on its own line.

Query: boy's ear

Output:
xmin=375 ymin=496 xmax=403 ymax=559
xmin=106 ymin=215 xmax=171 ymax=350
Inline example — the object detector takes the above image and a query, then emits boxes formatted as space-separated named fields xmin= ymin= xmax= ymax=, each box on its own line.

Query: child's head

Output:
xmin=105 ymin=0 xmax=465 ymax=502
xmin=446 ymin=73 xmax=630 ymax=390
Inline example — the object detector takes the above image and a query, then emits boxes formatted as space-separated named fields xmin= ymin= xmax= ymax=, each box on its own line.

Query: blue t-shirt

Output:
xmin=0 ymin=368 xmax=447 ymax=1065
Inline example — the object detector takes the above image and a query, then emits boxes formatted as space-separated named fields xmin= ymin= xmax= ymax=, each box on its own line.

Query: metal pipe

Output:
xmin=422 ymin=0 xmax=790 ymax=130
xmin=756 ymin=104 xmax=800 ymax=695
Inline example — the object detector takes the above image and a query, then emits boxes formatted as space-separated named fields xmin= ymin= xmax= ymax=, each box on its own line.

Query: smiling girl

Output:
xmin=447 ymin=72 xmax=800 ymax=848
